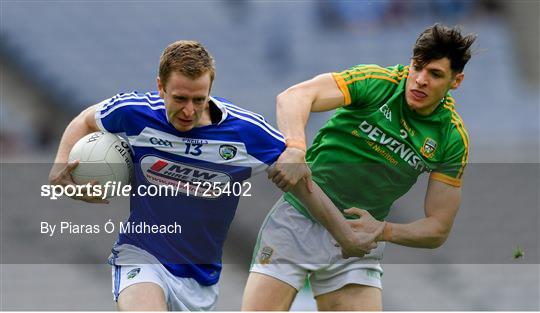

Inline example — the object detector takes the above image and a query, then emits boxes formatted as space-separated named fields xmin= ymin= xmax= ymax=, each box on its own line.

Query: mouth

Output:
xmin=176 ymin=117 xmax=194 ymax=125
xmin=410 ymin=89 xmax=428 ymax=101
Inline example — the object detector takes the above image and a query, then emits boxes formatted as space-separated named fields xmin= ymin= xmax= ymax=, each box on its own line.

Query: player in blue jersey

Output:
xmin=49 ymin=41 xmax=380 ymax=310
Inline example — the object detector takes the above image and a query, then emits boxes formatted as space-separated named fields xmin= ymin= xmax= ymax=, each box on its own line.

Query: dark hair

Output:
xmin=159 ymin=40 xmax=215 ymax=88
xmin=412 ymin=24 xmax=476 ymax=73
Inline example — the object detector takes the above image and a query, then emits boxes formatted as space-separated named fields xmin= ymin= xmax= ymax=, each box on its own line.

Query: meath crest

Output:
xmin=219 ymin=144 xmax=237 ymax=160
xmin=420 ymin=137 xmax=437 ymax=158
xmin=258 ymin=246 xmax=274 ymax=265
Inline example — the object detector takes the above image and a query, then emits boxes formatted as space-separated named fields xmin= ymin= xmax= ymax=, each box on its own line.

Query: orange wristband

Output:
xmin=382 ymin=222 xmax=393 ymax=242
xmin=285 ymin=138 xmax=307 ymax=152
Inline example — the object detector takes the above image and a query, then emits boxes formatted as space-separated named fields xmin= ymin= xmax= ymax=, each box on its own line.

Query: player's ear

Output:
xmin=450 ymin=72 xmax=464 ymax=90
xmin=157 ymin=77 xmax=165 ymax=98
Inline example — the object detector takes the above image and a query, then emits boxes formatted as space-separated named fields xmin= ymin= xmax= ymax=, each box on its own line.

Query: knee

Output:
xmin=315 ymin=284 xmax=382 ymax=311
xmin=241 ymin=273 xmax=297 ymax=311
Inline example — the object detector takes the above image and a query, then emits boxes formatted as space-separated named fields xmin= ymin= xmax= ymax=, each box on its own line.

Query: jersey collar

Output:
xmin=209 ymin=96 xmax=228 ymax=125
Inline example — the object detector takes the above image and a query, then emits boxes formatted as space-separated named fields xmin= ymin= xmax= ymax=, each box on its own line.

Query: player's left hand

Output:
xmin=340 ymin=225 xmax=383 ymax=259
xmin=344 ymin=208 xmax=385 ymax=242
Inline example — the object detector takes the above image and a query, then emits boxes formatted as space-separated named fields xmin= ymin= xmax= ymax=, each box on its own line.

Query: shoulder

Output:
xmin=96 ymin=91 xmax=165 ymax=118
xmin=333 ymin=64 xmax=409 ymax=106
xmin=440 ymin=96 xmax=470 ymax=154
xmin=213 ymin=96 xmax=284 ymax=142
xmin=334 ymin=64 xmax=409 ymax=87
xmin=95 ymin=92 xmax=166 ymax=134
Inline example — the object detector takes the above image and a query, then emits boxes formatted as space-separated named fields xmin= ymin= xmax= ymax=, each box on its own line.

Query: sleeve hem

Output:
xmin=94 ymin=110 xmax=106 ymax=132
xmin=94 ymin=100 xmax=108 ymax=132
xmin=430 ymin=172 xmax=462 ymax=187
xmin=331 ymin=72 xmax=351 ymax=105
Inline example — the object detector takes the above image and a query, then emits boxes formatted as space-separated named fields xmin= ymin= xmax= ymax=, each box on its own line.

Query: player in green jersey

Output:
xmin=242 ymin=24 xmax=476 ymax=310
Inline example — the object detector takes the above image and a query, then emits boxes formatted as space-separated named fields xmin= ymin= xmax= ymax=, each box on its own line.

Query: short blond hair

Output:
xmin=159 ymin=40 xmax=215 ymax=89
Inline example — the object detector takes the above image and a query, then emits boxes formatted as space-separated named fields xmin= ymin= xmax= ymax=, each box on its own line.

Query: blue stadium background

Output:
xmin=1 ymin=1 xmax=538 ymax=310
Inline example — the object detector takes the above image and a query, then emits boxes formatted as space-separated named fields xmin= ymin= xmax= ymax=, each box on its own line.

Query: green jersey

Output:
xmin=284 ymin=64 xmax=469 ymax=221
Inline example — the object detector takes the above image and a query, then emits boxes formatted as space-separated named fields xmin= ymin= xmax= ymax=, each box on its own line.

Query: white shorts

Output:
xmin=109 ymin=244 xmax=218 ymax=311
xmin=250 ymin=197 xmax=384 ymax=297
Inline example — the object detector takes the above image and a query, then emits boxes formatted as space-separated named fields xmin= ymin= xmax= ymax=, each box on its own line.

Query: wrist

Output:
xmin=332 ymin=221 xmax=357 ymax=248
xmin=285 ymin=138 xmax=306 ymax=152
xmin=381 ymin=222 xmax=393 ymax=242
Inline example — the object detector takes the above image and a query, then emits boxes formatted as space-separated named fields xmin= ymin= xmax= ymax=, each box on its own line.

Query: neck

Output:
xmin=414 ymin=98 xmax=444 ymax=116
xmin=196 ymin=106 xmax=212 ymax=127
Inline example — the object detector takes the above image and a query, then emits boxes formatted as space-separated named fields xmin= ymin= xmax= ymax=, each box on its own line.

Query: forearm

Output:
xmin=276 ymin=89 xmax=313 ymax=142
xmin=290 ymin=182 xmax=356 ymax=246
xmin=383 ymin=179 xmax=461 ymax=249
xmin=51 ymin=106 xmax=99 ymax=181
xmin=384 ymin=217 xmax=450 ymax=249
xmin=53 ymin=115 xmax=95 ymax=163
xmin=47 ymin=105 xmax=109 ymax=204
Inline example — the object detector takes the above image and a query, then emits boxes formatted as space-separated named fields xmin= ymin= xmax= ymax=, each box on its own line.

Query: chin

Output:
xmin=174 ymin=125 xmax=193 ymax=132
xmin=406 ymin=97 xmax=421 ymax=110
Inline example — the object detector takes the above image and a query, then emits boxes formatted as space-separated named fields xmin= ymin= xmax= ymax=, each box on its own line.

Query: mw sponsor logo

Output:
xmin=140 ymin=155 xmax=231 ymax=198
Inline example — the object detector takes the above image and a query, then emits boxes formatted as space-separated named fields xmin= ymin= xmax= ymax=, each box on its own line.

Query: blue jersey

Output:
xmin=95 ymin=91 xmax=285 ymax=286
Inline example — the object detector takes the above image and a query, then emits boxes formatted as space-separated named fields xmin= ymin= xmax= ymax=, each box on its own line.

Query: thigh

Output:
xmin=117 ymin=282 xmax=167 ymax=311
xmin=165 ymin=275 xmax=218 ymax=311
xmin=242 ymin=272 xmax=298 ymax=311
xmin=315 ymin=283 xmax=382 ymax=311
xmin=112 ymin=263 xmax=168 ymax=311
xmin=250 ymin=198 xmax=325 ymax=279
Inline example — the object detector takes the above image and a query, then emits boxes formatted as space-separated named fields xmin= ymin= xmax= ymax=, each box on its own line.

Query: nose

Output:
xmin=181 ymin=102 xmax=195 ymax=117
xmin=415 ymin=70 xmax=428 ymax=87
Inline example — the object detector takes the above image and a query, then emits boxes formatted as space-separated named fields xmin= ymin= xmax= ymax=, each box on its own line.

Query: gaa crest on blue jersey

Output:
xmin=127 ymin=268 xmax=140 ymax=279
xmin=421 ymin=137 xmax=437 ymax=158
xmin=219 ymin=144 xmax=237 ymax=160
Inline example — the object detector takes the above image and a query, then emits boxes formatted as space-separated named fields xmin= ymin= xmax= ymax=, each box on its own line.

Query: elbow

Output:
xmin=277 ymin=89 xmax=289 ymax=100
xmin=427 ymin=238 xmax=445 ymax=249
xmin=276 ymin=92 xmax=286 ymax=110
xmin=426 ymin=231 xmax=449 ymax=249
xmin=276 ymin=87 xmax=296 ymax=107
xmin=277 ymin=82 xmax=312 ymax=104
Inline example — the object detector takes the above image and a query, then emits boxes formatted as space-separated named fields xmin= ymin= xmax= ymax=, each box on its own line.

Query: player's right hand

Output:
xmin=268 ymin=148 xmax=314 ymax=192
xmin=49 ymin=160 xmax=79 ymax=186
xmin=338 ymin=222 xmax=384 ymax=259
xmin=48 ymin=160 xmax=109 ymax=204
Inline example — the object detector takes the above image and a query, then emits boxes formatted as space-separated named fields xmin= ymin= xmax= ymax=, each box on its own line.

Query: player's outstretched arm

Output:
xmin=269 ymin=74 xmax=346 ymax=192
xmin=48 ymin=104 xmax=107 ymax=203
xmin=347 ymin=178 xmax=461 ymax=249
xmin=289 ymin=181 xmax=382 ymax=258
